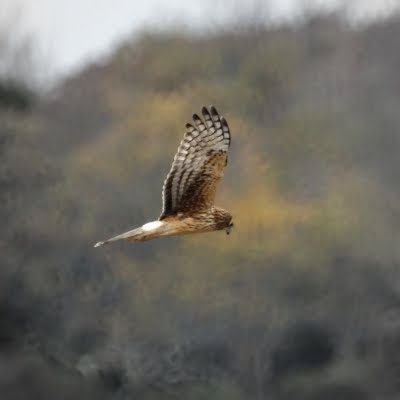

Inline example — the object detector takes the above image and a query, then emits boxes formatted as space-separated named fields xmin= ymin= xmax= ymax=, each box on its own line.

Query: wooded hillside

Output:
xmin=1 ymin=12 xmax=400 ymax=399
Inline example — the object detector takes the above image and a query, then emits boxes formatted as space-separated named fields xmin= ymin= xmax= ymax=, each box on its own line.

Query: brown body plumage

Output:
xmin=94 ymin=106 xmax=233 ymax=247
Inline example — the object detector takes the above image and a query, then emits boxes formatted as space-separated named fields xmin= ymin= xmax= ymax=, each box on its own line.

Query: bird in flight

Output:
xmin=94 ymin=106 xmax=233 ymax=247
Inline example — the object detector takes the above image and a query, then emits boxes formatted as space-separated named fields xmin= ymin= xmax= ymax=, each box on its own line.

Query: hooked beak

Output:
xmin=225 ymin=223 xmax=234 ymax=235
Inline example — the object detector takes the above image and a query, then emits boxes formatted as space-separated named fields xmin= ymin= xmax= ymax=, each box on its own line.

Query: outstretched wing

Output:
xmin=160 ymin=106 xmax=231 ymax=219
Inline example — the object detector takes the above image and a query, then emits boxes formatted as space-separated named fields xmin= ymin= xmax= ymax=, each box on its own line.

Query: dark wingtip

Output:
xmin=201 ymin=105 xmax=208 ymax=114
xmin=192 ymin=113 xmax=201 ymax=122
xmin=210 ymin=105 xmax=218 ymax=115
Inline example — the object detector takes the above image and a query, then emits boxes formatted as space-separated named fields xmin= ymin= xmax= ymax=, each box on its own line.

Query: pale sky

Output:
xmin=1 ymin=0 xmax=399 ymax=82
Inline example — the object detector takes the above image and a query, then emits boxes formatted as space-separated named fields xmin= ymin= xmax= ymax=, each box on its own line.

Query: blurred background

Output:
xmin=1 ymin=1 xmax=400 ymax=399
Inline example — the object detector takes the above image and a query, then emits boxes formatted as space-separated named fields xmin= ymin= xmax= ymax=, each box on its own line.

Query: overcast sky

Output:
xmin=1 ymin=0 xmax=399 ymax=81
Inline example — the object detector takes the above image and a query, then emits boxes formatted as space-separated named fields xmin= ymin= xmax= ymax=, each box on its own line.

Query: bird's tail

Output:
xmin=94 ymin=227 xmax=145 ymax=247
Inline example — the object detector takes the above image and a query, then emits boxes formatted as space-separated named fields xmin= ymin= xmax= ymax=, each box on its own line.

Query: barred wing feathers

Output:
xmin=160 ymin=106 xmax=230 ymax=219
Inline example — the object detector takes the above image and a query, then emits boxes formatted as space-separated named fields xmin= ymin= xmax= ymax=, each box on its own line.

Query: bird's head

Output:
xmin=212 ymin=207 xmax=234 ymax=235
xmin=225 ymin=219 xmax=234 ymax=235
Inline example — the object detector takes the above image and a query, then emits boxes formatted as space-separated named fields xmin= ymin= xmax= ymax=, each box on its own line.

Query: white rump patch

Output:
xmin=142 ymin=221 xmax=164 ymax=231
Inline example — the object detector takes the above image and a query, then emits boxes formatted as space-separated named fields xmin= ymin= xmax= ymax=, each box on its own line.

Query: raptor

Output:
xmin=94 ymin=106 xmax=233 ymax=247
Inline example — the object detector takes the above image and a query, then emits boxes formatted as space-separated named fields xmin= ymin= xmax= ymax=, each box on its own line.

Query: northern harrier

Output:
xmin=94 ymin=106 xmax=233 ymax=247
